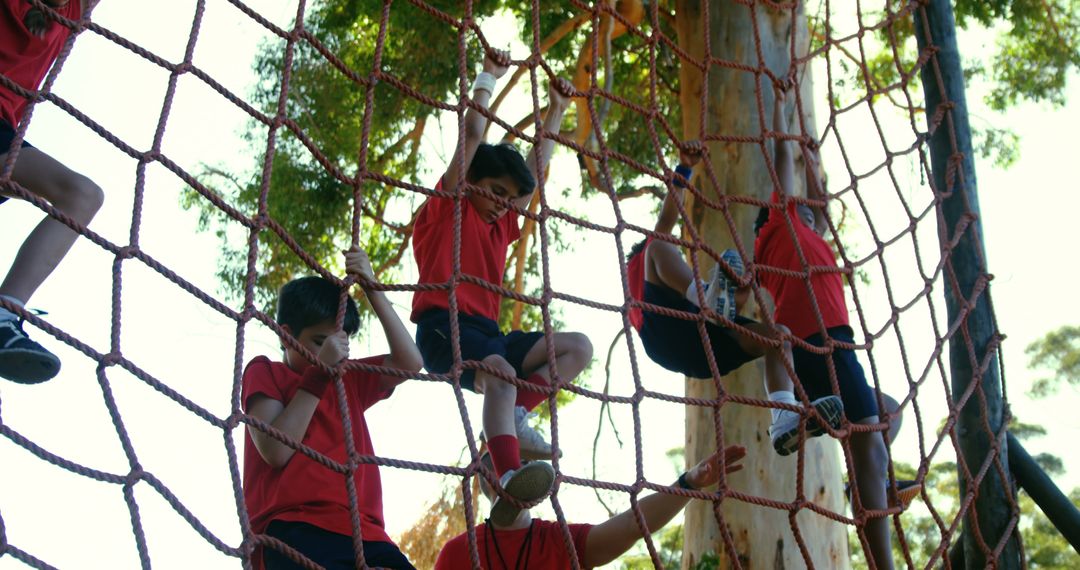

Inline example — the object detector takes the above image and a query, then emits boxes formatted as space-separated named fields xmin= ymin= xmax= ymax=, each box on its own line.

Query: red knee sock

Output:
xmin=487 ymin=434 xmax=521 ymax=477
xmin=514 ymin=374 xmax=550 ymax=412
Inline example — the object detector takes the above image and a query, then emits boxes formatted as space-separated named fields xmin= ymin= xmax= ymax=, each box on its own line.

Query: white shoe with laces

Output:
xmin=769 ymin=395 xmax=844 ymax=456
xmin=514 ymin=406 xmax=562 ymax=460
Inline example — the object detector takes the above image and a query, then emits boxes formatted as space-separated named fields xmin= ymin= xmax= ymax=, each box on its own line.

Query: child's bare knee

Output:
xmin=54 ymin=174 xmax=103 ymax=221
xmin=477 ymin=355 xmax=517 ymax=396
xmin=567 ymin=332 xmax=593 ymax=361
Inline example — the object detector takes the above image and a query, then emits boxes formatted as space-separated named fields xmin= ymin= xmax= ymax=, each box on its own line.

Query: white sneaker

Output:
xmin=489 ymin=461 xmax=555 ymax=527
xmin=769 ymin=395 xmax=844 ymax=456
xmin=514 ymin=406 xmax=562 ymax=460
xmin=702 ymin=249 xmax=744 ymax=322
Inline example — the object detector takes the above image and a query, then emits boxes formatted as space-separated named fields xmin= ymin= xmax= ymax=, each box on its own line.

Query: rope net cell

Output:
xmin=0 ymin=0 xmax=1029 ymax=568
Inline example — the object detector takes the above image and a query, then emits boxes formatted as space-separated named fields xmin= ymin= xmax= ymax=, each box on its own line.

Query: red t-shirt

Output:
xmin=0 ymin=0 xmax=81 ymax=127
xmin=241 ymin=355 xmax=395 ymax=566
xmin=626 ymin=237 xmax=651 ymax=331
xmin=434 ymin=520 xmax=594 ymax=570
xmin=753 ymin=192 xmax=848 ymax=339
xmin=411 ymin=180 xmax=521 ymax=322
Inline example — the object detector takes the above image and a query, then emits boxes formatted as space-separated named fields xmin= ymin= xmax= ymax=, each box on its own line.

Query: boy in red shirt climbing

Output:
xmin=411 ymin=48 xmax=592 ymax=526
xmin=753 ymin=87 xmax=899 ymax=569
xmin=434 ymin=444 xmax=746 ymax=569
xmin=1 ymin=0 xmax=104 ymax=384
xmin=625 ymin=141 xmax=843 ymax=455
xmin=242 ymin=247 xmax=423 ymax=569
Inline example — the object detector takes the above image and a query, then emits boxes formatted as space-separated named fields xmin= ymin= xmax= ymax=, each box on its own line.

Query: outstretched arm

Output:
xmin=519 ymin=78 xmax=573 ymax=209
xmin=582 ymin=445 xmax=747 ymax=568
xmin=773 ymin=88 xmax=797 ymax=198
xmin=345 ymin=247 xmax=423 ymax=391
xmin=804 ymin=147 xmax=829 ymax=235
xmin=656 ymin=141 xmax=704 ymax=235
xmin=247 ymin=333 xmax=350 ymax=469
xmin=441 ymin=49 xmax=511 ymax=195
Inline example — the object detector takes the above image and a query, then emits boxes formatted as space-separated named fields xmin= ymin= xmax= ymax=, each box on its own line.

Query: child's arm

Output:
xmin=345 ymin=247 xmax=423 ymax=391
xmin=441 ymin=49 xmax=511 ymax=195
xmin=517 ymin=78 xmax=574 ymax=210
xmin=246 ymin=333 xmax=350 ymax=469
xmin=655 ymin=141 xmax=704 ymax=235
xmin=773 ymin=88 xmax=797 ymax=198
xmin=581 ymin=445 xmax=747 ymax=568
xmin=804 ymin=146 xmax=829 ymax=236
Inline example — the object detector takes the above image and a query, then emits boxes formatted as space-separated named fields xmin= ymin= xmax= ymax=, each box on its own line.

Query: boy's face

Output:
xmin=282 ymin=319 xmax=339 ymax=372
xmin=468 ymin=175 xmax=525 ymax=224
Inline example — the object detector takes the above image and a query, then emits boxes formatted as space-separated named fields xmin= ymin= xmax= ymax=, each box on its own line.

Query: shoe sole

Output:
xmin=489 ymin=462 xmax=555 ymax=527
xmin=773 ymin=395 xmax=844 ymax=456
xmin=844 ymin=480 xmax=922 ymax=510
xmin=894 ymin=482 xmax=922 ymax=509
xmin=0 ymin=348 xmax=61 ymax=384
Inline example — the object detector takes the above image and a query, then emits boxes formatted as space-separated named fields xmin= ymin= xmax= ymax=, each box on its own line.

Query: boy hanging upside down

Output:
xmin=411 ymin=47 xmax=592 ymax=526
xmin=625 ymin=140 xmax=843 ymax=455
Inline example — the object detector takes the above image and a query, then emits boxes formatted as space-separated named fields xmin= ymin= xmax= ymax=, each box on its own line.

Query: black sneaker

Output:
xmin=0 ymin=320 xmax=61 ymax=384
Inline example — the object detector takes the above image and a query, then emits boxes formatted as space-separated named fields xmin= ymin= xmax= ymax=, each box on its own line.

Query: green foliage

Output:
xmin=955 ymin=0 xmax=1080 ymax=111
xmin=1025 ymin=325 xmax=1080 ymax=398
xmin=185 ymin=1 xmax=683 ymax=320
xmin=619 ymin=524 xmax=684 ymax=569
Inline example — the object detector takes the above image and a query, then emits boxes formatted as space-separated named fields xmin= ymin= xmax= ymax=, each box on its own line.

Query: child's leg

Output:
xmin=644 ymin=239 xmax=694 ymax=294
xmin=0 ymin=147 xmax=103 ymax=383
xmin=517 ymin=331 xmax=593 ymax=409
xmin=732 ymin=322 xmax=844 ymax=455
xmin=850 ymin=419 xmax=894 ymax=570
xmin=473 ymin=355 xmax=521 ymax=476
xmin=1 ymin=147 xmax=104 ymax=305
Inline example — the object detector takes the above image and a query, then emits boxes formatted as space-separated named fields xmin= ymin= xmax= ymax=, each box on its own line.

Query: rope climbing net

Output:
xmin=0 ymin=0 xmax=1024 ymax=568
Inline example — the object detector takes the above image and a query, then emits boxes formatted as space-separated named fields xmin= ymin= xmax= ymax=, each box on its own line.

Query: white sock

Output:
xmin=0 ymin=295 xmax=25 ymax=323
xmin=768 ymin=390 xmax=797 ymax=423
xmin=684 ymin=280 xmax=706 ymax=307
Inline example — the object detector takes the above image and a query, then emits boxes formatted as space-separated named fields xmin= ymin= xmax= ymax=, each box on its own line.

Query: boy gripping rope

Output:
xmin=242 ymin=248 xmax=423 ymax=570
xmin=411 ymin=48 xmax=592 ymax=526
xmin=753 ymin=87 xmax=906 ymax=569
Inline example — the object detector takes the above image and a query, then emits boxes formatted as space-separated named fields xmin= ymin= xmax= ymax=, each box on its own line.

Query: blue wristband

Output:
xmin=674 ymin=164 xmax=694 ymax=188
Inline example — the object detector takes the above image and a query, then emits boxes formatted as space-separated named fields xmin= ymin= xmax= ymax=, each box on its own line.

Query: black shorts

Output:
xmin=0 ymin=119 xmax=34 ymax=206
xmin=639 ymin=281 xmax=757 ymax=378
xmin=415 ymin=309 xmax=544 ymax=392
xmin=264 ymin=520 xmax=416 ymax=570
xmin=792 ymin=326 xmax=879 ymax=422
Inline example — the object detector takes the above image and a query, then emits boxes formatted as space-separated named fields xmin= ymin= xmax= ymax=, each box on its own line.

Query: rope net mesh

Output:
xmin=0 ymin=0 xmax=1020 ymax=568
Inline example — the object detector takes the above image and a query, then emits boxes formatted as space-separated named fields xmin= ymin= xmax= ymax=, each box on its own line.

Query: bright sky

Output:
xmin=1 ymin=1 xmax=1078 ymax=569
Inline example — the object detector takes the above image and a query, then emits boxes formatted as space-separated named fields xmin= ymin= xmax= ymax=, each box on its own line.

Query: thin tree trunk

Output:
xmin=676 ymin=2 xmax=849 ymax=568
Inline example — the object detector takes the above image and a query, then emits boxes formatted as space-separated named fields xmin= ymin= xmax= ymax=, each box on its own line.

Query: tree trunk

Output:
xmin=675 ymin=2 xmax=849 ymax=568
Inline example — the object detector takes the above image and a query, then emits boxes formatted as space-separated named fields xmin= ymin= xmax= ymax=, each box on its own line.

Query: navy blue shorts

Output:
xmin=0 ymin=119 xmax=34 ymax=206
xmin=792 ymin=326 xmax=879 ymax=422
xmin=415 ymin=309 xmax=544 ymax=392
xmin=639 ymin=281 xmax=757 ymax=378
xmin=264 ymin=520 xmax=415 ymax=570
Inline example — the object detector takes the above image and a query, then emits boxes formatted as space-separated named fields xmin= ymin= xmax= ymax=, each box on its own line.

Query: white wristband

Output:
xmin=472 ymin=72 xmax=497 ymax=95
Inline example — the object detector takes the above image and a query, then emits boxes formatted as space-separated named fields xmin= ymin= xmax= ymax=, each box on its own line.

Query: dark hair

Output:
xmin=753 ymin=207 xmax=771 ymax=236
xmin=627 ymin=238 xmax=648 ymax=262
xmin=467 ymin=143 xmax=536 ymax=196
xmin=276 ymin=276 xmax=360 ymax=337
